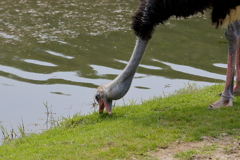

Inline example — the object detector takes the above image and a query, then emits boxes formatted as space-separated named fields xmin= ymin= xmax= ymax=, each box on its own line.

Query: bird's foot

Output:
xmin=208 ymin=96 xmax=233 ymax=109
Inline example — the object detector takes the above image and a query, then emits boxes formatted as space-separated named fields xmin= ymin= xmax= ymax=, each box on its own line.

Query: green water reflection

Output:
xmin=0 ymin=0 xmax=227 ymax=86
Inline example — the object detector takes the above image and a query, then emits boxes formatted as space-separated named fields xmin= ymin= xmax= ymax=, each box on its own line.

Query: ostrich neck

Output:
xmin=106 ymin=38 xmax=148 ymax=100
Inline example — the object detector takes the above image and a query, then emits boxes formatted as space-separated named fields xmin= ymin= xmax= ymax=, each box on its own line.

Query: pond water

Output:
xmin=0 ymin=0 xmax=228 ymax=139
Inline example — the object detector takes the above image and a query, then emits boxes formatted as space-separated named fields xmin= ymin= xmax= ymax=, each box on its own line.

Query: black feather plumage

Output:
xmin=132 ymin=0 xmax=240 ymax=40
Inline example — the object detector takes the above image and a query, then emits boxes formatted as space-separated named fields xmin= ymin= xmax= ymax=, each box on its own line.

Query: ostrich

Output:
xmin=95 ymin=0 xmax=240 ymax=114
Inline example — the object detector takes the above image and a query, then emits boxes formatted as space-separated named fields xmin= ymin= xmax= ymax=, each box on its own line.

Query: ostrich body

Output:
xmin=95 ymin=0 xmax=240 ymax=114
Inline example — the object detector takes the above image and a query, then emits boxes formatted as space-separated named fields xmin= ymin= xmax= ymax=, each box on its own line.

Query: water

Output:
xmin=0 ymin=0 xmax=228 ymax=138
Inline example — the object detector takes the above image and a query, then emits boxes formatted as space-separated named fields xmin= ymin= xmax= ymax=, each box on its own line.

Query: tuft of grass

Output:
xmin=43 ymin=102 xmax=59 ymax=129
xmin=174 ymin=144 xmax=217 ymax=160
xmin=0 ymin=84 xmax=240 ymax=159
xmin=0 ymin=118 xmax=25 ymax=143
xmin=174 ymin=150 xmax=198 ymax=159
xmin=0 ymin=102 xmax=59 ymax=144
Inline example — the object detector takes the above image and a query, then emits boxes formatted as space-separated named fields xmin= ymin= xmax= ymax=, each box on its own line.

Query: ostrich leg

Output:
xmin=234 ymin=39 xmax=240 ymax=95
xmin=210 ymin=21 xmax=240 ymax=109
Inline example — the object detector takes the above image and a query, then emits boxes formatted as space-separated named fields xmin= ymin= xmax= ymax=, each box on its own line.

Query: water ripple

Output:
xmin=0 ymin=32 xmax=19 ymax=40
xmin=115 ymin=59 xmax=163 ymax=70
xmin=152 ymin=59 xmax=225 ymax=80
xmin=90 ymin=64 xmax=146 ymax=77
xmin=45 ymin=50 xmax=74 ymax=59
xmin=213 ymin=63 xmax=227 ymax=69
xmin=24 ymin=59 xmax=57 ymax=67
xmin=0 ymin=65 xmax=88 ymax=83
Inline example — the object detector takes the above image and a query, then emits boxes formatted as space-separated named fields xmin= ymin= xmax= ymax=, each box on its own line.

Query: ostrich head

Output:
xmin=95 ymin=39 xmax=148 ymax=114
xmin=95 ymin=85 xmax=113 ymax=114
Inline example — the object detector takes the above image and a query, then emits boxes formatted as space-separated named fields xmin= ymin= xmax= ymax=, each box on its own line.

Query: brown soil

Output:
xmin=150 ymin=136 xmax=240 ymax=160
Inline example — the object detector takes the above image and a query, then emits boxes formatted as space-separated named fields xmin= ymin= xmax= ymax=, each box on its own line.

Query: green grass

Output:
xmin=0 ymin=84 xmax=240 ymax=159
xmin=174 ymin=150 xmax=198 ymax=159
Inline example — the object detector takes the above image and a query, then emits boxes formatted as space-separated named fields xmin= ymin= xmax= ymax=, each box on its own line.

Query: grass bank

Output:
xmin=0 ymin=84 xmax=240 ymax=159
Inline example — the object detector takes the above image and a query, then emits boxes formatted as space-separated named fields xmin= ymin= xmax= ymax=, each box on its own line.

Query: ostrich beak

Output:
xmin=98 ymin=98 xmax=112 ymax=114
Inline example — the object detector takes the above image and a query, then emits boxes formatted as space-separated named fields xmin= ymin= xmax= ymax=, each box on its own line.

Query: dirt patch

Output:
xmin=150 ymin=136 xmax=240 ymax=160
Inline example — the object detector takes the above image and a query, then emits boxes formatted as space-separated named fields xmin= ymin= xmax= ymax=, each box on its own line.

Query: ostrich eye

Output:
xmin=95 ymin=93 xmax=100 ymax=102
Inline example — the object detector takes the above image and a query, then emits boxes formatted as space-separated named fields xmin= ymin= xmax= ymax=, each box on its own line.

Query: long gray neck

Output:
xmin=106 ymin=38 xmax=148 ymax=100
